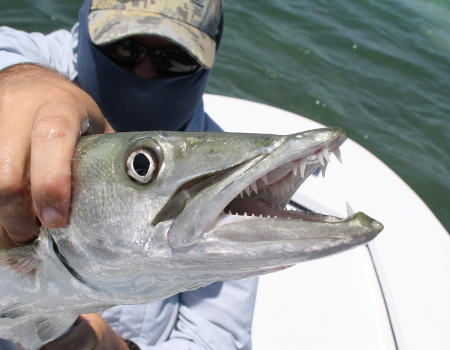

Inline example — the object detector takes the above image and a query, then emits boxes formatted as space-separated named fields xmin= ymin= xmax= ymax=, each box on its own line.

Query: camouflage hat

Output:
xmin=88 ymin=0 xmax=222 ymax=69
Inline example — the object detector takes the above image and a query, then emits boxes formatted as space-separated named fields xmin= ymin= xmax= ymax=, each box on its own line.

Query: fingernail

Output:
xmin=41 ymin=206 xmax=64 ymax=228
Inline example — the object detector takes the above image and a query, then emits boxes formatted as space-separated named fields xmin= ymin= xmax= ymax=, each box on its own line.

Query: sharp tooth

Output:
xmin=300 ymin=158 xmax=307 ymax=178
xmin=250 ymin=181 xmax=258 ymax=194
xmin=277 ymin=183 xmax=282 ymax=196
xmin=239 ymin=191 xmax=244 ymax=198
xmin=321 ymin=162 xmax=327 ymax=178
xmin=244 ymin=212 xmax=248 ymax=217
xmin=292 ymin=164 xmax=298 ymax=177
xmin=273 ymin=183 xmax=280 ymax=196
xmin=316 ymin=151 xmax=325 ymax=166
xmin=228 ymin=210 xmax=233 ymax=215
xmin=271 ymin=184 xmax=277 ymax=196
xmin=283 ymin=180 xmax=290 ymax=195
xmin=288 ymin=174 xmax=295 ymax=190
xmin=346 ymin=202 xmax=355 ymax=217
xmin=322 ymin=147 xmax=331 ymax=163
xmin=331 ymin=147 xmax=343 ymax=164
xmin=261 ymin=174 xmax=269 ymax=186
xmin=245 ymin=186 xmax=251 ymax=197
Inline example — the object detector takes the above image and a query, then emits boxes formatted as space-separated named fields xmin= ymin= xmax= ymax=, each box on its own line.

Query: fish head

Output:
xmin=52 ymin=128 xmax=383 ymax=298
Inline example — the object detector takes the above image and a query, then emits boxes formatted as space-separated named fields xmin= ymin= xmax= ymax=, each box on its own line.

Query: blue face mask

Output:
xmin=76 ymin=0 xmax=222 ymax=132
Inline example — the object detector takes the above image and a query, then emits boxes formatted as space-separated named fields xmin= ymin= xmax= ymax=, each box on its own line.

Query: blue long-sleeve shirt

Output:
xmin=0 ymin=24 xmax=258 ymax=350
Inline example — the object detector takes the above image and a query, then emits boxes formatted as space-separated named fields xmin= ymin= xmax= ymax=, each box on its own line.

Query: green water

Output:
xmin=1 ymin=0 xmax=450 ymax=233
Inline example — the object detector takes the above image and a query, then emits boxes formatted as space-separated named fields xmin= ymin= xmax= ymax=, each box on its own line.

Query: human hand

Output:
xmin=39 ymin=313 xmax=130 ymax=350
xmin=0 ymin=63 xmax=113 ymax=249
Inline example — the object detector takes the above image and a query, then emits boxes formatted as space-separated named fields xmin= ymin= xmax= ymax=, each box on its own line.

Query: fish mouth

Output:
xmin=166 ymin=128 xmax=359 ymax=249
xmin=223 ymin=146 xmax=342 ymax=222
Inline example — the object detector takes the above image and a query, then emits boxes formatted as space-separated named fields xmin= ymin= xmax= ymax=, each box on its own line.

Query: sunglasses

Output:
xmin=98 ymin=39 xmax=202 ymax=77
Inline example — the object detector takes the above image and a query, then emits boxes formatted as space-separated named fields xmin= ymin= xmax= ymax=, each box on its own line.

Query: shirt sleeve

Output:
xmin=140 ymin=279 xmax=258 ymax=350
xmin=167 ymin=279 xmax=258 ymax=350
xmin=104 ymin=279 xmax=258 ymax=350
xmin=0 ymin=26 xmax=77 ymax=79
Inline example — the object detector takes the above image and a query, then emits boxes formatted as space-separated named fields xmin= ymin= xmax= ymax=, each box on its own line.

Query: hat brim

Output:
xmin=88 ymin=9 xmax=216 ymax=69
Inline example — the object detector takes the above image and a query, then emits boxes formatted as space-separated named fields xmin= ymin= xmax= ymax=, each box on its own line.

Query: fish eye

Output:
xmin=126 ymin=147 xmax=157 ymax=184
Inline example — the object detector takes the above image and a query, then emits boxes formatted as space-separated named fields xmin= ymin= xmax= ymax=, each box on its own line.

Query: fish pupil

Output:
xmin=133 ymin=153 xmax=151 ymax=176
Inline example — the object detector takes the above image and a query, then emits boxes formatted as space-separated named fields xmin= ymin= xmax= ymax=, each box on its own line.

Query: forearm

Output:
xmin=41 ymin=314 xmax=130 ymax=350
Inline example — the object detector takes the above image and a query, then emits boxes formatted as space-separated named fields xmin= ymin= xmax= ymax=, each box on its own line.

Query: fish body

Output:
xmin=0 ymin=129 xmax=383 ymax=349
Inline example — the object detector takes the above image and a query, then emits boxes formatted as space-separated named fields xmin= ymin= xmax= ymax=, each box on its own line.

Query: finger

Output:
xmin=0 ymin=225 xmax=15 ymax=249
xmin=31 ymin=90 xmax=111 ymax=229
xmin=82 ymin=106 xmax=115 ymax=136
xmin=0 ymin=109 xmax=40 ymax=245
xmin=31 ymin=100 xmax=88 ymax=228
xmin=0 ymin=163 xmax=40 ymax=245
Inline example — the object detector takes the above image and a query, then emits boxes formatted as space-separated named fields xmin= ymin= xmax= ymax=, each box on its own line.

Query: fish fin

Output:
xmin=0 ymin=243 xmax=41 ymax=276
xmin=34 ymin=314 xmax=78 ymax=343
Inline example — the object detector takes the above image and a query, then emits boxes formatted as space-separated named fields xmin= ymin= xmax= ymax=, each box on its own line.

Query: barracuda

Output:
xmin=0 ymin=128 xmax=383 ymax=349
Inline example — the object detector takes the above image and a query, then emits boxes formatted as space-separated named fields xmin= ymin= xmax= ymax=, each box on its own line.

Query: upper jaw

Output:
xmin=167 ymin=128 xmax=347 ymax=248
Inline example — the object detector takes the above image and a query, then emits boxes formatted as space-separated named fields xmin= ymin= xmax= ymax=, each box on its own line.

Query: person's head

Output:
xmin=77 ymin=0 xmax=223 ymax=132
xmin=88 ymin=0 xmax=222 ymax=79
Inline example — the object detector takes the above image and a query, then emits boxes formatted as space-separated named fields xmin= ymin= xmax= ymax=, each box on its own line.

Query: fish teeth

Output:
xmin=250 ymin=181 xmax=258 ymax=194
xmin=234 ymin=146 xmax=342 ymax=202
xmin=321 ymin=162 xmax=327 ymax=178
xmin=322 ymin=147 xmax=331 ymax=163
xmin=292 ymin=164 xmax=298 ymax=177
xmin=261 ymin=174 xmax=269 ymax=186
xmin=270 ymin=183 xmax=277 ymax=197
xmin=346 ymin=202 xmax=355 ymax=217
xmin=283 ymin=180 xmax=290 ymax=195
xmin=277 ymin=182 xmax=283 ymax=196
xmin=316 ymin=150 xmax=325 ymax=166
xmin=331 ymin=147 xmax=343 ymax=164
xmin=288 ymin=174 xmax=295 ymax=191
xmin=299 ymin=158 xmax=307 ymax=178
xmin=274 ymin=183 xmax=280 ymax=196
